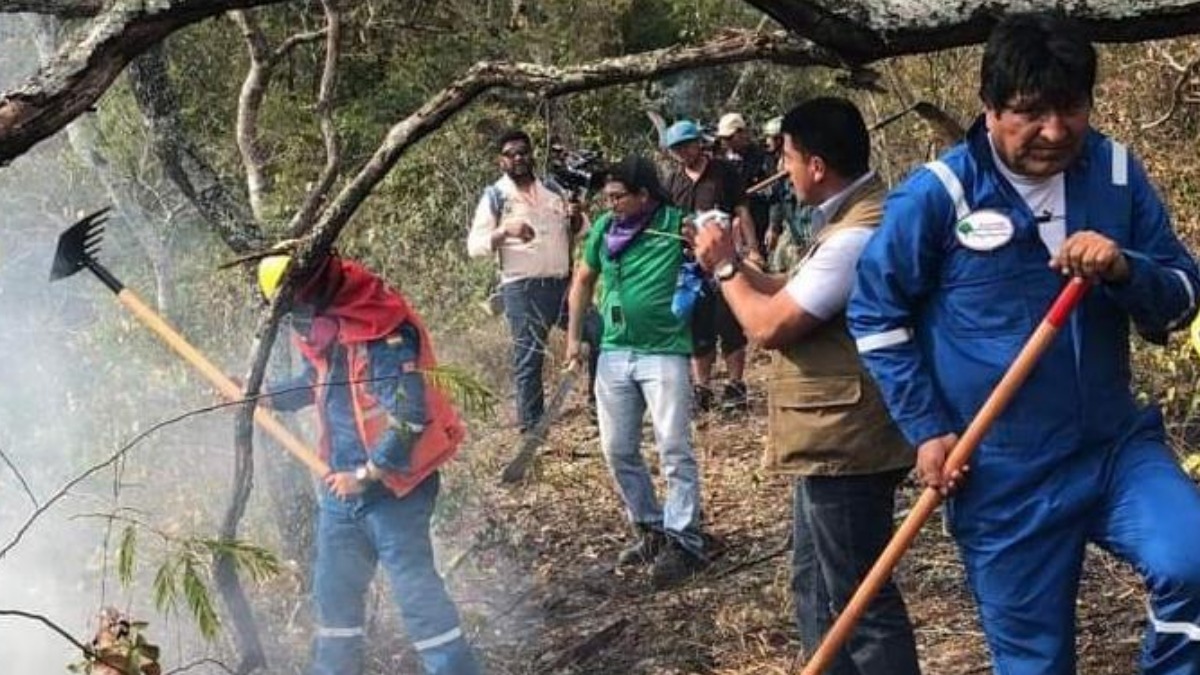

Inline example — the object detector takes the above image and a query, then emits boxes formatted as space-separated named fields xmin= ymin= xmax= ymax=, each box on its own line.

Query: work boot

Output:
xmin=617 ymin=526 xmax=667 ymax=567
xmin=721 ymin=380 xmax=748 ymax=412
xmin=692 ymin=384 xmax=715 ymax=413
xmin=651 ymin=540 xmax=709 ymax=588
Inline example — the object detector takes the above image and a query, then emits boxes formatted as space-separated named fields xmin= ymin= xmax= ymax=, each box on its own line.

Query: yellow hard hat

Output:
xmin=257 ymin=254 xmax=292 ymax=300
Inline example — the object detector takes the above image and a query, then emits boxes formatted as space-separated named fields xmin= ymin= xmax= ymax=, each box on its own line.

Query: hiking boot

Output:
xmin=693 ymin=384 xmax=715 ymax=413
xmin=721 ymin=380 xmax=748 ymax=412
xmin=617 ymin=527 xmax=667 ymax=568
xmin=651 ymin=541 xmax=709 ymax=588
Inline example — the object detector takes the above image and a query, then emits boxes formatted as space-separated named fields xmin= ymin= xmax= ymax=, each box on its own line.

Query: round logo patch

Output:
xmin=955 ymin=209 xmax=1015 ymax=252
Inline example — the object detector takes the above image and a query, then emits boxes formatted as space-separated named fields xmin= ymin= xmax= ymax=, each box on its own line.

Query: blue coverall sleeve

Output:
xmin=1103 ymin=156 xmax=1200 ymax=344
xmin=366 ymin=323 xmax=427 ymax=473
xmin=848 ymin=171 xmax=958 ymax=448
xmin=265 ymin=362 xmax=316 ymax=412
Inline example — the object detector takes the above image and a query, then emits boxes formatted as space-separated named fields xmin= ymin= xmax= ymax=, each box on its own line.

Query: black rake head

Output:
xmin=50 ymin=207 xmax=112 ymax=282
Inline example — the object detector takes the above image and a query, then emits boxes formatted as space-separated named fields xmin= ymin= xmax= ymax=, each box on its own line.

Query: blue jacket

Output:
xmin=271 ymin=322 xmax=426 ymax=474
xmin=849 ymin=119 xmax=1198 ymax=471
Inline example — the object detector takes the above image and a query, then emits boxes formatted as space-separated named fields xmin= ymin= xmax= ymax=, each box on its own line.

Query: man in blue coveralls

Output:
xmin=849 ymin=12 xmax=1200 ymax=674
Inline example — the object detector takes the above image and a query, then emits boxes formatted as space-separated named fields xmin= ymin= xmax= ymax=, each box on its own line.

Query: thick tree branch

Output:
xmin=286 ymin=0 xmax=342 ymax=237
xmin=232 ymin=29 xmax=843 ymax=467
xmin=748 ymin=0 xmax=1200 ymax=64
xmin=231 ymin=10 xmax=276 ymax=221
xmin=127 ymin=45 xmax=264 ymax=253
xmin=0 ymin=0 xmax=293 ymax=164
xmin=0 ymin=0 xmax=101 ymax=18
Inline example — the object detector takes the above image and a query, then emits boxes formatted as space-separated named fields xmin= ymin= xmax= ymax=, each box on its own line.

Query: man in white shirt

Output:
xmin=468 ymin=129 xmax=583 ymax=433
xmin=694 ymin=98 xmax=920 ymax=675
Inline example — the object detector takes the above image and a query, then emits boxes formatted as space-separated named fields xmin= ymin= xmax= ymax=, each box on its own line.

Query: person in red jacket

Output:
xmin=258 ymin=252 xmax=480 ymax=675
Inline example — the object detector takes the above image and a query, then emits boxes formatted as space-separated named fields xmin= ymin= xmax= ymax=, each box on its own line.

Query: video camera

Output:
xmin=548 ymin=144 xmax=605 ymax=196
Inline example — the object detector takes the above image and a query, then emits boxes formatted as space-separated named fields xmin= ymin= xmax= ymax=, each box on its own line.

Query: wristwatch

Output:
xmin=354 ymin=464 xmax=375 ymax=483
xmin=714 ymin=257 xmax=740 ymax=282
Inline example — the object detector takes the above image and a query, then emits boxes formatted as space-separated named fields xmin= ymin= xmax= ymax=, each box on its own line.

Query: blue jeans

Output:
xmin=793 ymin=469 xmax=920 ymax=675
xmin=595 ymin=350 xmax=703 ymax=554
xmin=312 ymin=474 xmax=479 ymax=675
xmin=501 ymin=277 xmax=568 ymax=432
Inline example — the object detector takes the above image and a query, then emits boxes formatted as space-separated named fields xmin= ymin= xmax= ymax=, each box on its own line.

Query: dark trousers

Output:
xmin=501 ymin=277 xmax=569 ymax=431
xmin=792 ymin=469 xmax=920 ymax=675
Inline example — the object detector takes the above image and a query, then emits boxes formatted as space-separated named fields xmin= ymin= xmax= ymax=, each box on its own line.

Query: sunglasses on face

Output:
xmin=501 ymin=147 xmax=532 ymax=159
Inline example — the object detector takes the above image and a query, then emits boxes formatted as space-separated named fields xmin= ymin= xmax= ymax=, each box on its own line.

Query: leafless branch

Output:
xmin=0 ymin=0 xmax=297 ymax=165
xmin=274 ymin=28 xmax=328 ymax=60
xmin=0 ymin=444 xmax=38 ymax=509
xmin=231 ymin=10 xmax=276 ymax=221
xmin=1142 ymin=52 xmax=1200 ymax=129
xmin=0 ymin=609 xmax=123 ymax=671
xmin=286 ymin=0 xmax=343 ymax=236
xmin=0 ymin=397 xmax=250 ymax=561
xmin=165 ymin=658 xmax=238 ymax=675
xmin=0 ymin=0 xmax=102 ymax=18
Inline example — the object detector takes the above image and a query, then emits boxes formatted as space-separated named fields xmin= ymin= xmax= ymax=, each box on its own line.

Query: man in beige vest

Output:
xmin=694 ymin=98 xmax=920 ymax=675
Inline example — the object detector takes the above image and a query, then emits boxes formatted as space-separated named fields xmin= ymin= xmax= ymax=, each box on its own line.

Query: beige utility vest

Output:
xmin=765 ymin=178 xmax=914 ymax=476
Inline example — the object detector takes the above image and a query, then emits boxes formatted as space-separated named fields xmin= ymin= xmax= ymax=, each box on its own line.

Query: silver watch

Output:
xmin=354 ymin=465 xmax=372 ymax=483
xmin=714 ymin=258 xmax=740 ymax=282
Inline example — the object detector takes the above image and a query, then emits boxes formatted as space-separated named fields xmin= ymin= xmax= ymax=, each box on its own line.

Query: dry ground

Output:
xmin=431 ymin=351 xmax=1152 ymax=675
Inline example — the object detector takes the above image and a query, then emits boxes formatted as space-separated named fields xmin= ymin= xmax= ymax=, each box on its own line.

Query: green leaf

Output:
xmin=117 ymin=524 xmax=137 ymax=586
xmin=152 ymin=560 xmax=177 ymax=613
xmin=182 ymin=558 xmax=220 ymax=639
xmin=424 ymin=364 xmax=498 ymax=419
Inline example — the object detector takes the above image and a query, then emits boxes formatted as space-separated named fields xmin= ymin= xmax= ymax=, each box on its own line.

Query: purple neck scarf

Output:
xmin=605 ymin=200 xmax=659 ymax=260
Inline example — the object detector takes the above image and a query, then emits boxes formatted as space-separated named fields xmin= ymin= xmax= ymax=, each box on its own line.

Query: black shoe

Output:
xmin=721 ymin=381 xmax=748 ymax=412
xmin=650 ymin=541 xmax=708 ymax=588
xmin=617 ymin=527 xmax=667 ymax=568
xmin=693 ymin=384 xmax=715 ymax=413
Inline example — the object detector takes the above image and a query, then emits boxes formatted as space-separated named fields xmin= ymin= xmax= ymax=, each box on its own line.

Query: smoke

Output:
xmin=0 ymin=18 xmax=268 ymax=674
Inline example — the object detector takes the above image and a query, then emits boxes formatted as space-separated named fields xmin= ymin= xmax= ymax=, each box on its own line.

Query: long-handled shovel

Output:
xmin=798 ymin=276 xmax=1089 ymax=675
xmin=49 ymin=207 xmax=331 ymax=477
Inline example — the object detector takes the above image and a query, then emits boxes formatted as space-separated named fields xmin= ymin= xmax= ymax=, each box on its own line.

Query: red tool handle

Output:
xmin=798 ymin=276 xmax=1089 ymax=675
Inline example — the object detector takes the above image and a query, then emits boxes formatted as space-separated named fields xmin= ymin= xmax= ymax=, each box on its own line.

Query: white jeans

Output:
xmin=595 ymin=350 xmax=703 ymax=554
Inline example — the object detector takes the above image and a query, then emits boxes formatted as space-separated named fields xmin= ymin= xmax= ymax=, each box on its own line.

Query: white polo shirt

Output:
xmin=784 ymin=171 xmax=878 ymax=320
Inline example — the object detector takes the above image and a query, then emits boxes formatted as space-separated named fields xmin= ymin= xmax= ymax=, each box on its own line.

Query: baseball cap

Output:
xmin=762 ymin=116 xmax=783 ymax=137
xmin=665 ymin=120 xmax=703 ymax=148
xmin=717 ymin=113 xmax=747 ymax=137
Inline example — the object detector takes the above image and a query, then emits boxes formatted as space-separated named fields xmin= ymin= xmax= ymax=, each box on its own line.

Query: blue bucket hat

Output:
xmin=665 ymin=120 xmax=702 ymax=148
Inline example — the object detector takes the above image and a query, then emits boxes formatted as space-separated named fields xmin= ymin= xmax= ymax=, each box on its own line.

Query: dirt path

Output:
xmin=443 ymin=361 xmax=1149 ymax=674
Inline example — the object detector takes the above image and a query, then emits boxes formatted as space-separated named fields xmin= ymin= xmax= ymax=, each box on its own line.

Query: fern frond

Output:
xmin=117 ymin=525 xmax=137 ymax=586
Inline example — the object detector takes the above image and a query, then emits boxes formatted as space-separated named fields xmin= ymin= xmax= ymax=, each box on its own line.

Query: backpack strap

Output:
xmin=485 ymin=184 xmax=506 ymax=221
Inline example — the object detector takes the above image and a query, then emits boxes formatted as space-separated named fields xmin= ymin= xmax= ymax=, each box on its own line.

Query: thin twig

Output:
xmin=0 ymin=609 xmax=124 ymax=672
xmin=1142 ymin=52 xmax=1200 ymax=129
xmin=0 ymin=444 xmax=38 ymax=509
xmin=164 ymin=657 xmax=238 ymax=674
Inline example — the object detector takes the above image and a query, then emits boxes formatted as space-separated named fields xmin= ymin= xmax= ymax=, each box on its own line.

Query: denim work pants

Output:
xmin=792 ymin=469 xmax=920 ymax=675
xmin=312 ymin=474 xmax=479 ymax=675
xmin=595 ymin=350 xmax=703 ymax=554
xmin=501 ymin=276 xmax=568 ymax=432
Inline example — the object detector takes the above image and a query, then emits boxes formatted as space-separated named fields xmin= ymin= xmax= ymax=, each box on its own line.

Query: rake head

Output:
xmin=50 ymin=207 xmax=112 ymax=282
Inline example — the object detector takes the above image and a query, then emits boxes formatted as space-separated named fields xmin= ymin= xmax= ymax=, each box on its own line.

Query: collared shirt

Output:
xmin=784 ymin=171 xmax=878 ymax=321
xmin=467 ymin=175 xmax=572 ymax=283
xmin=808 ymin=170 xmax=877 ymax=236
xmin=664 ymin=157 xmax=746 ymax=215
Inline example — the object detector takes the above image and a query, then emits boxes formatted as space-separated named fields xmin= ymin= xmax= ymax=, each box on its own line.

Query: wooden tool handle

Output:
xmin=116 ymin=289 xmax=331 ymax=477
xmin=799 ymin=277 xmax=1088 ymax=675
